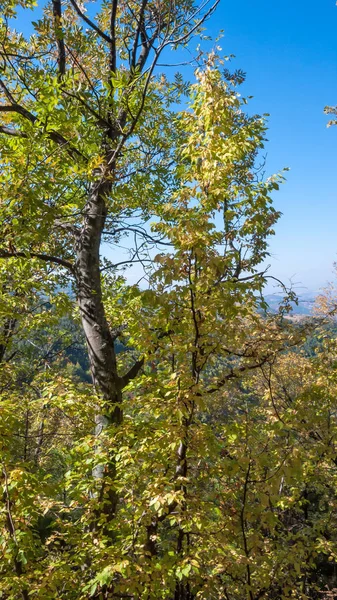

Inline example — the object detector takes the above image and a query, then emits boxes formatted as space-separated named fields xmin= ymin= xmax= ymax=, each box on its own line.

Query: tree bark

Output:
xmin=75 ymin=177 xmax=121 ymax=415
xmin=75 ymin=176 xmax=122 ymax=516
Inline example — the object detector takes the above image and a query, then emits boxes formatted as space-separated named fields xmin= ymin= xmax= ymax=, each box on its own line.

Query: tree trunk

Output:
xmin=75 ymin=177 xmax=121 ymax=517
xmin=173 ymin=583 xmax=195 ymax=600
xmin=76 ymin=178 xmax=121 ymax=412
xmin=0 ymin=316 xmax=16 ymax=363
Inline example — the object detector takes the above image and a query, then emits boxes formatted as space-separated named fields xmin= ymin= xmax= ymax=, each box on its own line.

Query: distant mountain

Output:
xmin=264 ymin=292 xmax=317 ymax=315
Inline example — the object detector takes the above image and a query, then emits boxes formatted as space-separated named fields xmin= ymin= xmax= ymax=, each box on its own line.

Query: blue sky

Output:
xmin=204 ymin=0 xmax=337 ymax=293
xmin=13 ymin=0 xmax=337 ymax=293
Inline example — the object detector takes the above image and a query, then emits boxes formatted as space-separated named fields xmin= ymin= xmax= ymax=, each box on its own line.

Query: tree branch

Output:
xmin=163 ymin=0 xmax=220 ymax=49
xmin=109 ymin=0 xmax=118 ymax=74
xmin=103 ymin=226 xmax=172 ymax=246
xmin=65 ymin=43 xmax=101 ymax=104
xmin=0 ymin=250 xmax=75 ymax=273
xmin=0 ymin=125 xmax=27 ymax=137
xmin=119 ymin=357 xmax=144 ymax=389
xmin=61 ymin=88 xmax=111 ymax=128
xmin=205 ymin=355 xmax=272 ymax=394
xmin=0 ymin=66 xmax=86 ymax=155
xmin=130 ymin=0 xmax=148 ymax=69
xmin=52 ymin=0 xmax=66 ymax=77
xmin=0 ymin=97 xmax=86 ymax=159
xmin=68 ymin=0 xmax=113 ymax=44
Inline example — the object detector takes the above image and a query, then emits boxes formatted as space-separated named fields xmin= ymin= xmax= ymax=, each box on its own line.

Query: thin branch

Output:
xmin=163 ymin=0 xmax=220 ymax=49
xmin=235 ymin=271 xmax=266 ymax=283
xmin=107 ymin=0 xmax=218 ymax=163
xmin=68 ymin=0 xmax=113 ymax=44
xmin=205 ymin=355 xmax=271 ymax=394
xmin=107 ymin=56 xmax=158 ymax=164
xmin=0 ymin=49 xmax=49 ymax=61
xmin=65 ymin=44 xmax=101 ymax=104
xmin=100 ymin=258 xmax=152 ymax=272
xmin=156 ymin=59 xmax=198 ymax=67
xmin=54 ymin=219 xmax=80 ymax=236
xmin=61 ymin=88 xmax=111 ymax=128
xmin=103 ymin=226 xmax=172 ymax=246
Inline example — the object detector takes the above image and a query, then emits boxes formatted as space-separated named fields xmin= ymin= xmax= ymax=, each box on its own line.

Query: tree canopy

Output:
xmin=1 ymin=1 xmax=337 ymax=599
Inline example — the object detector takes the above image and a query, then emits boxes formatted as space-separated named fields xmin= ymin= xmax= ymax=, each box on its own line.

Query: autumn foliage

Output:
xmin=1 ymin=1 xmax=337 ymax=599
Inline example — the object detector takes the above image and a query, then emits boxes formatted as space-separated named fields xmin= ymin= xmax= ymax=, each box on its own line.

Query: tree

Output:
xmin=0 ymin=0 xmax=220 ymax=520
xmin=4 ymin=2 xmax=332 ymax=599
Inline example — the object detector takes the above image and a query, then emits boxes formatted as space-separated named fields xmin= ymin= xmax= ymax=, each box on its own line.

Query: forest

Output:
xmin=1 ymin=0 xmax=337 ymax=598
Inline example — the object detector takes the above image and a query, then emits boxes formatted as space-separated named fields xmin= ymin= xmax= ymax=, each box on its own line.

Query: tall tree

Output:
xmin=0 ymin=0 xmax=219 ymax=515
xmin=4 ymin=4 xmax=326 ymax=600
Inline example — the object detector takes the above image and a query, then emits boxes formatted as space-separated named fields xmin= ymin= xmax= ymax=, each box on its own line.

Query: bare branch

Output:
xmin=100 ymin=258 xmax=152 ymax=272
xmin=54 ymin=219 xmax=81 ymax=236
xmin=103 ymin=226 xmax=172 ymax=246
xmin=164 ymin=0 xmax=220 ymax=48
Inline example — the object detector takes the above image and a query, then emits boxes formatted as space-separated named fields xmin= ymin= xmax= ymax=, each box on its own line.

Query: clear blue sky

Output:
xmin=204 ymin=0 xmax=337 ymax=293
xmin=13 ymin=0 xmax=337 ymax=293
